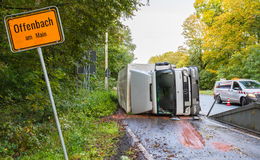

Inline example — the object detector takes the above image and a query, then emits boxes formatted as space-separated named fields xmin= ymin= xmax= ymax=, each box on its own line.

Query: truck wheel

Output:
xmin=216 ymin=95 xmax=222 ymax=104
xmin=240 ymin=97 xmax=247 ymax=106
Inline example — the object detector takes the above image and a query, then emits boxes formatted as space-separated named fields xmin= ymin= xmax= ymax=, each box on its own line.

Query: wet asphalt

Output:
xmin=123 ymin=94 xmax=260 ymax=160
xmin=199 ymin=94 xmax=239 ymax=116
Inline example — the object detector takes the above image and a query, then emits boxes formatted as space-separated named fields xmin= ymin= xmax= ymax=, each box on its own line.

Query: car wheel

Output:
xmin=240 ymin=97 xmax=247 ymax=106
xmin=216 ymin=95 xmax=222 ymax=104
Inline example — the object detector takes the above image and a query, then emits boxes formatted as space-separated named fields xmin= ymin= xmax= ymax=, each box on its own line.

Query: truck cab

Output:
xmin=117 ymin=63 xmax=201 ymax=116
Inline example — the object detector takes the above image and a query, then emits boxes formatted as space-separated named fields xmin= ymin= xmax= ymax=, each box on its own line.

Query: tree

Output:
xmin=182 ymin=13 xmax=205 ymax=70
xmin=243 ymin=45 xmax=260 ymax=81
xmin=189 ymin=0 xmax=260 ymax=89
xmin=195 ymin=0 xmax=260 ymax=70
xmin=0 ymin=0 xmax=143 ymax=105
xmin=148 ymin=47 xmax=189 ymax=67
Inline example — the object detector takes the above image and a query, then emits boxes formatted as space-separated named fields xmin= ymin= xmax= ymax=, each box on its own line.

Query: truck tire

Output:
xmin=240 ymin=97 xmax=247 ymax=106
xmin=216 ymin=95 xmax=222 ymax=104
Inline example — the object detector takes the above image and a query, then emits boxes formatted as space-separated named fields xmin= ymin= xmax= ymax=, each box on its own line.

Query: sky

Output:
xmin=123 ymin=0 xmax=195 ymax=63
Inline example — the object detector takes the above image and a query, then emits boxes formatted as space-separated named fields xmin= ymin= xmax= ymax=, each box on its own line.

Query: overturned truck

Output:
xmin=117 ymin=62 xmax=201 ymax=115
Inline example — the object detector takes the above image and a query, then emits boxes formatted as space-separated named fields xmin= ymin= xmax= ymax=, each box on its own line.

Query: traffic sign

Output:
xmin=4 ymin=7 xmax=68 ymax=160
xmin=105 ymin=68 xmax=110 ymax=78
xmin=89 ymin=50 xmax=97 ymax=62
xmin=4 ymin=6 xmax=64 ymax=52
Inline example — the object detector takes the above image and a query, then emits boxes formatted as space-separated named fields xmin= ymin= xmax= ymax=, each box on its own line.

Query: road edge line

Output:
xmin=123 ymin=121 xmax=154 ymax=160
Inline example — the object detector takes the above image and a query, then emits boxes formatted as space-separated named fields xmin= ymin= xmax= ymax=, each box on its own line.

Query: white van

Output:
xmin=213 ymin=79 xmax=260 ymax=105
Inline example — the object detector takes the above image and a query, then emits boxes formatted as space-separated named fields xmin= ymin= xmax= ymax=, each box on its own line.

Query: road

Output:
xmin=122 ymin=94 xmax=260 ymax=160
xmin=199 ymin=94 xmax=239 ymax=116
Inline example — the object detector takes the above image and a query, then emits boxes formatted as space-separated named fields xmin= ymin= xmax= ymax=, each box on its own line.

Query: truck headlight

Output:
xmin=247 ymin=93 xmax=256 ymax=98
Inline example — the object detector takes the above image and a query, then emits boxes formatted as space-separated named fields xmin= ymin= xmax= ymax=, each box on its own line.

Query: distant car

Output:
xmin=213 ymin=79 xmax=260 ymax=106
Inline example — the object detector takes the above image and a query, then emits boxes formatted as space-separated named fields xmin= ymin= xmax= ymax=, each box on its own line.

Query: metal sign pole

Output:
xmin=37 ymin=47 xmax=69 ymax=160
xmin=207 ymin=98 xmax=217 ymax=117
xmin=105 ymin=32 xmax=108 ymax=90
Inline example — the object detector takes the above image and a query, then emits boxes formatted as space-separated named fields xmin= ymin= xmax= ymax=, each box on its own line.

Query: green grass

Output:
xmin=200 ymin=90 xmax=213 ymax=95
xmin=21 ymin=119 xmax=120 ymax=160
xmin=0 ymin=89 xmax=120 ymax=160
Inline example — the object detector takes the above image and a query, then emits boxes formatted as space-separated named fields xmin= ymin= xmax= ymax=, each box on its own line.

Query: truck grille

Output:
xmin=183 ymin=81 xmax=189 ymax=101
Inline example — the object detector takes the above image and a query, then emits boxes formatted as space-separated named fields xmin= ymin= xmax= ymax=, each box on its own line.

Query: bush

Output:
xmin=0 ymin=89 xmax=120 ymax=159
xmin=200 ymin=69 xmax=217 ymax=90
xmin=83 ymin=90 xmax=117 ymax=118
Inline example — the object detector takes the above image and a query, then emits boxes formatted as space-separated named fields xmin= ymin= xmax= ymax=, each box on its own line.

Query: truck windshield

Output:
xmin=239 ymin=81 xmax=260 ymax=89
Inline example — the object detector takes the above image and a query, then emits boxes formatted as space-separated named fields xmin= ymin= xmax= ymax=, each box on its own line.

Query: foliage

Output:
xmin=182 ymin=14 xmax=205 ymax=70
xmin=243 ymin=45 xmax=260 ymax=80
xmin=199 ymin=0 xmax=259 ymax=68
xmin=0 ymin=90 xmax=120 ymax=159
xmin=95 ymin=27 xmax=136 ymax=83
xmin=200 ymin=69 xmax=217 ymax=90
xmin=0 ymin=0 xmax=141 ymax=106
xmin=179 ymin=0 xmax=260 ymax=89
xmin=148 ymin=47 xmax=189 ymax=67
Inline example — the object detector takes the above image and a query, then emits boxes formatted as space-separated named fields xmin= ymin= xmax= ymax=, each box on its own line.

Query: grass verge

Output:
xmin=200 ymin=90 xmax=213 ymax=95
xmin=0 ymin=89 xmax=120 ymax=160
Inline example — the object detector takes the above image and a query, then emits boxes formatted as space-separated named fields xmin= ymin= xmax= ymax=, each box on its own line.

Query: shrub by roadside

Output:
xmin=0 ymin=89 xmax=120 ymax=160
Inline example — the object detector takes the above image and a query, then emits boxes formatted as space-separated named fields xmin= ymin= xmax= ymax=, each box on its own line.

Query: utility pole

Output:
xmin=105 ymin=32 xmax=108 ymax=90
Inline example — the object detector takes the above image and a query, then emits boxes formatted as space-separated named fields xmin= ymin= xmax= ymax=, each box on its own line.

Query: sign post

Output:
xmin=5 ymin=6 xmax=68 ymax=160
xmin=37 ymin=47 xmax=68 ymax=160
xmin=105 ymin=32 xmax=108 ymax=90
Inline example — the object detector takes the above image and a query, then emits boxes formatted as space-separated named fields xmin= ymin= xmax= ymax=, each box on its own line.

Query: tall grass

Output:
xmin=0 ymin=89 xmax=120 ymax=160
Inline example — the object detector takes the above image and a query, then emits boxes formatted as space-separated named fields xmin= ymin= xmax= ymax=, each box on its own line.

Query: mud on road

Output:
xmin=106 ymin=110 xmax=260 ymax=160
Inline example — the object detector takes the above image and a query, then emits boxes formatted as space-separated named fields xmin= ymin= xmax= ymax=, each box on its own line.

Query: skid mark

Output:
xmin=179 ymin=121 xmax=205 ymax=149
xmin=212 ymin=142 xmax=234 ymax=152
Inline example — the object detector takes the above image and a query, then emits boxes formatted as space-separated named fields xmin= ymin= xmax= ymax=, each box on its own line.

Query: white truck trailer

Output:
xmin=117 ymin=62 xmax=201 ymax=115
